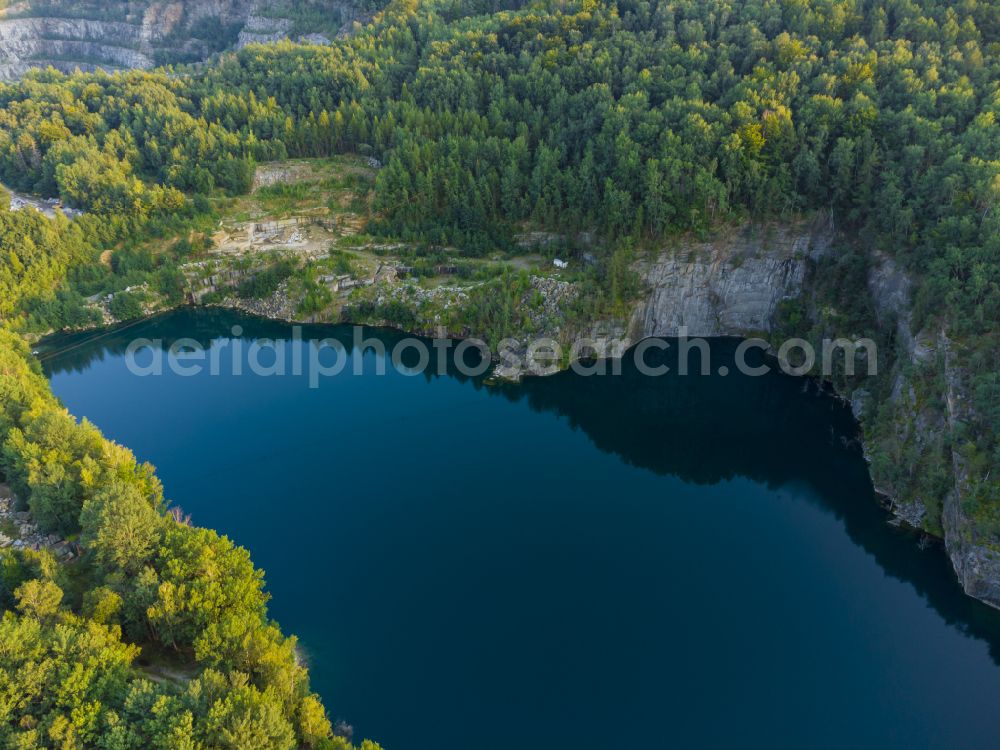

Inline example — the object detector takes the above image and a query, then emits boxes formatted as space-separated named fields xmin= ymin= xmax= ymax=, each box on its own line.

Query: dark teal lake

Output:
xmin=40 ymin=309 xmax=1000 ymax=749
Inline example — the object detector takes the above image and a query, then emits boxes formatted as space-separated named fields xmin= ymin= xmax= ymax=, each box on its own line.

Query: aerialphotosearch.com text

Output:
xmin=124 ymin=325 xmax=878 ymax=387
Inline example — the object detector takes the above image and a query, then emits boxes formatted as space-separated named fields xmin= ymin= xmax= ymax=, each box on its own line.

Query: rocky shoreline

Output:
xmin=31 ymin=216 xmax=1000 ymax=611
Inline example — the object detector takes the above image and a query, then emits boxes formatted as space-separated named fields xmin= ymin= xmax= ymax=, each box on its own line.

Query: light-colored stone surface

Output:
xmin=0 ymin=17 xmax=151 ymax=78
xmin=630 ymin=219 xmax=833 ymax=339
xmin=868 ymin=251 xmax=914 ymax=358
xmin=0 ymin=483 xmax=75 ymax=559
xmin=863 ymin=257 xmax=1000 ymax=609
xmin=938 ymin=333 xmax=1000 ymax=609
xmin=0 ymin=1 xmax=365 ymax=80
xmin=630 ymin=219 xmax=1000 ymax=610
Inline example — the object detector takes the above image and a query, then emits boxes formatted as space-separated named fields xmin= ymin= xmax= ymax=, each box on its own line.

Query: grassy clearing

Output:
xmin=217 ymin=156 xmax=376 ymax=226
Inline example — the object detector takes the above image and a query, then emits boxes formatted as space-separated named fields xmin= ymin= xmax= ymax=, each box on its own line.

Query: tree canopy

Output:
xmin=1 ymin=0 xmax=999 ymax=743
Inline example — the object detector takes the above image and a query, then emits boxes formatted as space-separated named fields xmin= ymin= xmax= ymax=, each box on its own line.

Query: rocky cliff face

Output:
xmin=629 ymin=218 xmax=833 ymax=339
xmin=940 ymin=341 xmax=1000 ymax=608
xmin=0 ymin=0 xmax=363 ymax=79
xmin=0 ymin=16 xmax=151 ymax=78
xmin=629 ymin=219 xmax=1000 ymax=610
xmin=864 ymin=254 xmax=1000 ymax=608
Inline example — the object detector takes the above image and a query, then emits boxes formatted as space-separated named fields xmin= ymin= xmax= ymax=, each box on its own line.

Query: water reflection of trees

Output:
xmin=42 ymin=309 xmax=1000 ymax=663
xmin=503 ymin=344 xmax=1000 ymax=665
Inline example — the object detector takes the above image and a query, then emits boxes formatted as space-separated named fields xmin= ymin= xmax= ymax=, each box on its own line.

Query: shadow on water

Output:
xmin=39 ymin=308 xmax=1000 ymax=664
xmin=503 ymin=345 xmax=1000 ymax=664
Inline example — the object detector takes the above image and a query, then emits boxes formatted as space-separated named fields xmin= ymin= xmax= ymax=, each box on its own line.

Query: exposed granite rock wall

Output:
xmin=864 ymin=253 xmax=933 ymax=527
xmin=629 ymin=218 xmax=833 ymax=339
xmin=235 ymin=13 xmax=293 ymax=47
xmin=941 ymin=335 xmax=1000 ymax=608
xmin=864 ymin=256 xmax=1000 ymax=608
xmin=0 ymin=17 xmax=151 ymax=78
xmin=629 ymin=219 xmax=1000 ymax=610
xmin=0 ymin=0 xmax=358 ymax=79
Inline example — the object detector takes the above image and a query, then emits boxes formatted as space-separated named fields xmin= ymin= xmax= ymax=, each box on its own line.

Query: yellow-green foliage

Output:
xmin=0 ymin=327 xmax=373 ymax=746
xmin=1 ymin=0 xmax=1000 ymax=741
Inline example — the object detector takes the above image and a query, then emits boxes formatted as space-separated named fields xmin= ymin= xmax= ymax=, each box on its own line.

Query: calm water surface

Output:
xmin=40 ymin=309 xmax=1000 ymax=749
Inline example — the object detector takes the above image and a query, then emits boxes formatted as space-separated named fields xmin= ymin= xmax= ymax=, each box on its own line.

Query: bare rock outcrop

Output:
xmin=0 ymin=17 xmax=151 ymax=78
xmin=0 ymin=483 xmax=75 ymax=560
xmin=0 ymin=0 xmax=359 ymax=80
xmin=940 ymin=334 xmax=1000 ymax=608
xmin=862 ymin=255 xmax=1000 ymax=608
xmin=629 ymin=217 xmax=1000 ymax=610
xmin=630 ymin=218 xmax=833 ymax=339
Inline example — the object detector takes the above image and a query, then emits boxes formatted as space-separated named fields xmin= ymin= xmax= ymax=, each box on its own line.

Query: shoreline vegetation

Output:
xmin=0 ymin=322 xmax=378 ymax=748
xmin=35 ymin=299 xmax=946 ymax=550
xmin=1 ymin=0 xmax=999 ymax=744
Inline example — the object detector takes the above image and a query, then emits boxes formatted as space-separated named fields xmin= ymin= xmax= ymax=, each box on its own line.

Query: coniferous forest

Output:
xmin=0 ymin=0 xmax=999 ymax=746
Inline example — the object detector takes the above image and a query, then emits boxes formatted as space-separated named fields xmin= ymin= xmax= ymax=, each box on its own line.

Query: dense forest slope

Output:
xmin=0 ymin=0 xmax=375 ymax=79
xmin=0 ymin=0 xmax=998 ymax=744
